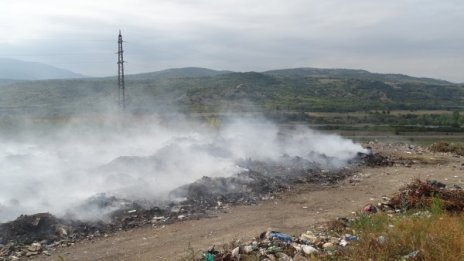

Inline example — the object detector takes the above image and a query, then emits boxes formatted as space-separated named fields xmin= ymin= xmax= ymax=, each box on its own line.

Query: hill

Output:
xmin=0 ymin=79 xmax=24 ymax=86
xmin=0 ymin=67 xmax=463 ymax=116
xmin=0 ymin=58 xmax=83 ymax=80
xmin=264 ymin=68 xmax=452 ymax=85
xmin=124 ymin=67 xmax=231 ymax=80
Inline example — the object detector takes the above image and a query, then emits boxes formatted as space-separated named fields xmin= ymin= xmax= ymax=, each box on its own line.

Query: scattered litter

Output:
xmin=362 ymin=204 xmax=378 ymax=214
xmin=377 ymin=235 xmax=386 ymax=244
xmin=402 ymin=250 xmax=420 ymax=260
xmin=269 ymin=232 xmax=292 ymax=242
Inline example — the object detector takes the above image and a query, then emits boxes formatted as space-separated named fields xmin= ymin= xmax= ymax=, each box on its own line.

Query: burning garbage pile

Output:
xmin=0 ymin=151 xmax=377 ymax=260
xmin=170 ymin=156 xmax=358 ymax=209
xmin=0 ymin=118 xmax=377 ymax=259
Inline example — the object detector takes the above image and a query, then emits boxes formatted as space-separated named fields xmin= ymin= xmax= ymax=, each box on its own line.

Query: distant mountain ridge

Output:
xmin=0 ymin=58 xmax=83 ymax=80
xmin=124 ymin=67 xmax=231 ymax=80
xmin=263 ymin=68 xmax=452 ymax=85
xmin=0 ymin=66 xmax=462 ymax=115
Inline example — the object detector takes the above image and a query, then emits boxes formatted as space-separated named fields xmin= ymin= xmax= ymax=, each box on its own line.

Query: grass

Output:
xmin=430 ymin=140 xmax=464 ymax=156
xmin=342 ymin=211 xmax=464 ymax=261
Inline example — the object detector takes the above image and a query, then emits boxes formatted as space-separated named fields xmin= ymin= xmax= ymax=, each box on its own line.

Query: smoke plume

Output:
xmin=0 ymin=116 xmax=366 ymax=222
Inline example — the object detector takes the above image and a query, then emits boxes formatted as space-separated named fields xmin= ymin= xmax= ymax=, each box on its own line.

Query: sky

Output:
xmin=0 ymin=0 xmax=463 ymax=82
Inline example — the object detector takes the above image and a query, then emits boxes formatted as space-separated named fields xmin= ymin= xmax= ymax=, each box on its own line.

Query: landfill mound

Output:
xmin=0 ymin=213 xmax=63 ymax=245
xmin=197 ymin=178 xmax=463 ymax=260
xmin=170 ymin=155 xmax=360 ymax=207
xmin=0 ymin=151 xmax=386 ymax=259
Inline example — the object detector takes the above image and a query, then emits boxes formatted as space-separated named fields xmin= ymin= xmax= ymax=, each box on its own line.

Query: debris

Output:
xmin=231 ymin=247 xmax=239 ymax=259
xmin=343 ymin=234 xmax=356 ymax=241
xmin=300 ymin=231 xmax=317 ymax=243
xmin=0 ymin=148 xmax=397 ymax=259
xmin=427 ymin=180 xmax=446 ymax=189
xmin=204 ymin=252 xmax=215 ymax=261
xmin=377 ymin=235 xmax=386 ymax=244
xmin=339 ymin=239 xmax=348 ymax=247
xmin=362 ymin=204 xmax=378 ymax=214
xmin=301 ymin=245 xmax=318 ymax=254
xmin=389 ymin=179 xmax=464 ymax=212
xmin=322 ymin=242 xmax=335 ymax=249
xmin=243 ymin=245 xmax=255 ymax=253
xmin=402 ymin=250 xmax=420 ymax=260
xmin=269 ymin=232 xmax=292 ymax=242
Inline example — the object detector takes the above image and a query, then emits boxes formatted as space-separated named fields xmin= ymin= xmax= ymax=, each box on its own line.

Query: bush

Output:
xmin=430 ymin=141 xmax=464 ymax=156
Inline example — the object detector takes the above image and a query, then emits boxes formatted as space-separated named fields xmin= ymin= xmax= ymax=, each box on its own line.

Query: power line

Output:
xmin=117 ymin=30 xmax=126 ymax=110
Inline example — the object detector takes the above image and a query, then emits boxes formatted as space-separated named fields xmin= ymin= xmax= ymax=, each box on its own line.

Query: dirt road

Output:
xmin=34 ymin=145 xmax=464 ymax=260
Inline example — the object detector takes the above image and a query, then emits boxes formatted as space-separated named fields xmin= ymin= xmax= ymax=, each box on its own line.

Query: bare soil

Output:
xmin=33 ymin=144 xmax=464 ymax=261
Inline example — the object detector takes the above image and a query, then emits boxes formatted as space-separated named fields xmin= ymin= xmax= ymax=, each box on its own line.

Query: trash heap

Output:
xmin=388 ymin=179 xmax=464 ymax=212
xmin=1 ymin=152 xmax=381 ymax=260
xmin=201 ymin=222 xmax=359 ymax=261
xmin=199 ymin=179 xmax=464 ymax=261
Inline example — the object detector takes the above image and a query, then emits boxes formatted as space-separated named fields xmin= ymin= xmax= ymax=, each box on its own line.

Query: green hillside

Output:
xmin=0 ymin=67 xmax=463 ymax=116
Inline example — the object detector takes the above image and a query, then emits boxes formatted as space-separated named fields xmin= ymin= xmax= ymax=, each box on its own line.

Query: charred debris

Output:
xmin=0 ymin=150 xmax=390 ymax=259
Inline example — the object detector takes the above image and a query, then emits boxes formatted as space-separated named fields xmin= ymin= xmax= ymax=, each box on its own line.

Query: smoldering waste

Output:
xmin=0 ymin=150 xmax=387 ymax=259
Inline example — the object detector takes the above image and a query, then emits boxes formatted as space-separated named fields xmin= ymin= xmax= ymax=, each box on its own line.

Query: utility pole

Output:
xmin=117 ymin=30 xmax=126 ymax=110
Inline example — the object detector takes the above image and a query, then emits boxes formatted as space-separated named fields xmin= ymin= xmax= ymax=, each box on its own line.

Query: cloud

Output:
xmin=0 ymin=0 xmax=463 ymax=81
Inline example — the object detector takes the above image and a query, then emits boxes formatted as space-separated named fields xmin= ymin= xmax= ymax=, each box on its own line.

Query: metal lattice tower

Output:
xmin=117 ymin=30 xmax=126 ymax=110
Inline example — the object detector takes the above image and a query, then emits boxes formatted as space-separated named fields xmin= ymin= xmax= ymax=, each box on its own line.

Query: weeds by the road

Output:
xmin=430 ymin=140 xmax=464 ymax=156
xmin=343 ymin=211 xmax=464 ymax=260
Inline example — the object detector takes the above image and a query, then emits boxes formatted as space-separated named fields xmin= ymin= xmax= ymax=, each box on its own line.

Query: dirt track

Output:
xmin=33 ymin=145 xmax=464 ymax=261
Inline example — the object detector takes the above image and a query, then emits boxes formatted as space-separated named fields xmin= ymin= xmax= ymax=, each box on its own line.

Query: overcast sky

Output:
xmin=1 ymin=0 xmax=463 ymax=82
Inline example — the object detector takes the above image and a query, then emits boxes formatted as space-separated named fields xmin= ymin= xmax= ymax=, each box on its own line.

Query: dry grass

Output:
xmin=342 ymin=180 xmax=464 ymax=260
xmin=430 ymin=140 xmax=464 ymax=156
xmin=342 ymin=212 xmax=464 ymax=261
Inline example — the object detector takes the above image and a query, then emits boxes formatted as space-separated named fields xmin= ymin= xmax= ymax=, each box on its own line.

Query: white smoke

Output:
xmin=0 ymin=116 xmax=366 ymax=222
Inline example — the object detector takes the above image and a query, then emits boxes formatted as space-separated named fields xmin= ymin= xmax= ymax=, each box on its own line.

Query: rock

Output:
xmin=302 ymin=245 xmax=318 ymax=254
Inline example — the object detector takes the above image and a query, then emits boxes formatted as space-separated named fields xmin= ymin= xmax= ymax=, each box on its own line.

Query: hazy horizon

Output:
xmin=0 ymin=57 xmax=461 ymax=83
xmin=1 ymin=1 xmax=463 ymax=82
